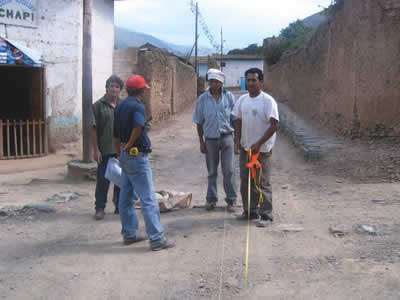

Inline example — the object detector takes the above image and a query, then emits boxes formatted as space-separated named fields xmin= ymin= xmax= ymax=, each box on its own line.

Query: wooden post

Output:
xmin=43 ymin=68 xmax=48 ymax=155
xmin=0 ymin=120 xmax=3 ymax=158
xmin=27 ymin=120 xmax=30 ymax=156
xmin=6 ymin=120 xmax=10 ymax=157
xmin=13 ymin=120 xmax=17 ymax=157
xmin=19 ymin=120 xmax=23 ymax=156
xmin=44 ymin=120 xmax=48 ymax=154
xmin=32 ymin=120 xmax=36 ymax=155
xmin=194 ymin=2 xmax=198 ymax=75
xmin=39 ymin=120 xmax=43 ymax=154
xmin=82 ymin=0 xmax=93 ymax=162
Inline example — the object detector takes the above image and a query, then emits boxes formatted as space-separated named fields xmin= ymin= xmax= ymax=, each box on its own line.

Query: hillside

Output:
xmin=302 ymin=12 xmax=328 ymax=28
xmin=114 ymin=26 xmax=214 ymax=56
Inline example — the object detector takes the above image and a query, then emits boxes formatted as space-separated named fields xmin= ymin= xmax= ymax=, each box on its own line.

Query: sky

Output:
xmin=114 ymin=0 xmax=333 ymax=52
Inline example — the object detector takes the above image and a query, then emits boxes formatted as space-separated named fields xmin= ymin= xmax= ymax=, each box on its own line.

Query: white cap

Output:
xmin=207 ymin=68 xmax=225 ymax=83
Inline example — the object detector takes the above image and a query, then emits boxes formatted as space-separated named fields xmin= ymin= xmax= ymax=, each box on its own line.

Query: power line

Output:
xmin=189 ymin=0 xmax=222 ymax=52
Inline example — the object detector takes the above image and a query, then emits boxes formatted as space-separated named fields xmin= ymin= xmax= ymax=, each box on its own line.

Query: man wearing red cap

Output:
xmin=113 ymin=75 xmax=175 ymax=251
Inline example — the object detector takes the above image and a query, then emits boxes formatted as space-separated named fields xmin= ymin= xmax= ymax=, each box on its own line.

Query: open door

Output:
xmin=0 ymin=65 xmax=47 ymax=159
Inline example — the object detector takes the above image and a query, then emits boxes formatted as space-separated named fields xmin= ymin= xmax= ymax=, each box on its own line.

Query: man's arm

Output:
xmin=196 ymin=124 xmax=206 ymax=154
xmin=234 ymin=119 xmax=242 ymax=154
xmin=90 ymin=127 xmax=101 ymax=163
xmin=251 ymin=118 xmax=279 ymax=153
xmin=122 ymin=126 xmax=143 ymax=151
xmin=113 ymin=137 xmax=121 ymax=159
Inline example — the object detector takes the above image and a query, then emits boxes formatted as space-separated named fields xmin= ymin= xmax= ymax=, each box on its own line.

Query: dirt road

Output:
xmin=1 ymin=100 xmax=400 ymax=299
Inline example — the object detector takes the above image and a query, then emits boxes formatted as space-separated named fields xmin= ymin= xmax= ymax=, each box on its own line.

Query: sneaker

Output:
xmin=226 ymin=204 xmax=235 ymax=213
xmin=256 ymin=215 xmax=273 ymax=228
xmin=94 ymin=208 xmax=105 ymax=220
xmin=151 ymin=239 xmax=176 ymax=251
xmin=123 ymin=233 xmax=148 ymax=245
xmin=205 ymin=202 xmax=216 ymax=211
xmin=236 ymin=212 xmax=258 ymax=221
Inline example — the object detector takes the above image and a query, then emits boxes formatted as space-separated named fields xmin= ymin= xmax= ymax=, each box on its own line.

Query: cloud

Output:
xmin=115 ymin=0 xmax=332 ymax=50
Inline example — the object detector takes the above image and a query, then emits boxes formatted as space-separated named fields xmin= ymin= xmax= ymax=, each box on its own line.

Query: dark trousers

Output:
xmin=239 ymin=148 xmax=273 ymax=218
xmin=95 ymin=154 xmax=120 ymax=210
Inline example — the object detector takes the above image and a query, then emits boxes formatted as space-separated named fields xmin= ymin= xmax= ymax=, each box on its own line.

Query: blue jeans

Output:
xmin=204 ymin=134 xmax=237 ymax=204
xmin=119 ymin=151 xmax=165 ymax=246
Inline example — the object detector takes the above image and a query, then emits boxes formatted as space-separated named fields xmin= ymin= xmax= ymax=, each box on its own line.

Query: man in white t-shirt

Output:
xmin=232 ymin=68 xmax=279 ymax=227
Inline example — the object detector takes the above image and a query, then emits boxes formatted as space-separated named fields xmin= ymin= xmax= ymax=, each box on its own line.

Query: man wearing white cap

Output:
xmin=193 ymin=68 xmax=237 ymax=212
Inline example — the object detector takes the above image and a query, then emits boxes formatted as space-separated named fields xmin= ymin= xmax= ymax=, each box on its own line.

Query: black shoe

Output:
xmin=226 ymin=204 xmax=236 ymax=213
xmin=236 ymin=212 xmax=258 ymax=221
xmin=94 ymin=208 xmax=105 ymax=220
xmin=151 ymin=239 xmax=176 ymax=251
xmin=123 ymin=233 xmax=148 ymax=245
xmin=205 ymin=202 xmax=216 ymax=211
xmin=257 ymin=214 xmax=273 ymax=227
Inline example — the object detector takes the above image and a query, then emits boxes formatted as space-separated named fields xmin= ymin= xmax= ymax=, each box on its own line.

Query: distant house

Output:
xmin=194 ymin=55 xmax=264 ymax=88
xmin=0 ymin=0 xmax=116 ymax=159
xmin=139 ymin=42 xmax=160 ymax=51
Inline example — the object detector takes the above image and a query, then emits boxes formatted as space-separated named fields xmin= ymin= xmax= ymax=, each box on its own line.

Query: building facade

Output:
xmin=194 ymin=55 xmax=264 ymax=88
xmin=0 ymin=0 xmax=115 ymax=159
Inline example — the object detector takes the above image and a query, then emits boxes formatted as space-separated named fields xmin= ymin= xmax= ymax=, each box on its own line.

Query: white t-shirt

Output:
xmin=232 ymin=91 xmax=279 ymax=153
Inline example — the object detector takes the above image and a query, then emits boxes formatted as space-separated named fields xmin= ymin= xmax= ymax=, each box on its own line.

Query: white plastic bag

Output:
xmin=105 ymin=157 xmax=122 ymax=187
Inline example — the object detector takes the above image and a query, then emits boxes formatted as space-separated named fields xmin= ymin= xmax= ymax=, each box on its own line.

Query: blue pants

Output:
xmin=119 ymin=151 xmax=165 ymax=246
xmin=95 ymin=154 xmax=120 ymax=210
xmin=204 ymin=134 xmax=237 ymax=204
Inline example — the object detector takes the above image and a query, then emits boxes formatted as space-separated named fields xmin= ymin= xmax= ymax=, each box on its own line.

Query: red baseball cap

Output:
xmin=125 ymin=75 xmax=150 ymax=90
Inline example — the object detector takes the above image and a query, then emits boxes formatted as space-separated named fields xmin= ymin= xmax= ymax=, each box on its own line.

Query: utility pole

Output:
xmin=220 ymin=26 xmax=223 ymax=71
xmin=194 ymin=2 xmax=198 ymax=75
xmin=82 ymin=0 xmax=93 ymax=162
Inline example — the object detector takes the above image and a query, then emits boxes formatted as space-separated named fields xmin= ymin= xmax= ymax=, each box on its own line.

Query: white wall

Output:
xmin=0 ymin=0 xmax=115 ymax=151
xmin=216 ymin=59 xmax=264 ymax=87
xmin=92 ymin=0 xmax=114 ymax=102
xmin=198 ymin=63 xmax=207 ymax=77
xmin=0 ymin=0 xmax=83 ymax=150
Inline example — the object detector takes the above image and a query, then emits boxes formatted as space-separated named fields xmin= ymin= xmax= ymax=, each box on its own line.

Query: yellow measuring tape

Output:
xmin=245 ymin=167 xmax=251 ymax=289
xmin=244 ymin=150 xmax=263 ymax=289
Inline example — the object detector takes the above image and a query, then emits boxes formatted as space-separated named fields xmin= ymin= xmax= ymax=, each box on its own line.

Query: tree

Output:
xmin=227 ymin=43 xmax=262 ymax=55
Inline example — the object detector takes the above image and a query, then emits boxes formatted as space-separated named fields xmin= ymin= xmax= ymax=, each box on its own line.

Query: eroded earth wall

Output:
xmin=264 ymin=0 xmax=400 ymax=137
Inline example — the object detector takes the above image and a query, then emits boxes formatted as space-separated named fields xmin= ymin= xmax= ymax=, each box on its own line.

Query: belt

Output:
xmin=121 ymin=143 xmax=152 ymax=154
xmin=205 ymin=132 xmax=232 ymax=140
xmin=123 ymin=148 xmax=152 ymax=154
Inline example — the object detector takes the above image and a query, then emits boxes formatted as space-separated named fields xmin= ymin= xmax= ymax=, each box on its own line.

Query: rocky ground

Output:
xmin=0 ymin=95 xmax=400 ymax=299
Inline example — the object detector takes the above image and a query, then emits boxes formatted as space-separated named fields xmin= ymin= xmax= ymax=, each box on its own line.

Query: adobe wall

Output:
xmin=113 ymin=48 xmax=197 ymax=124
xmin=172 ymin=57 xmax=197 ymax=113
xmin=264 ymin=0 xmax=400 ymax=137
xmin=113 ymin=48 xmax=139 ymax=99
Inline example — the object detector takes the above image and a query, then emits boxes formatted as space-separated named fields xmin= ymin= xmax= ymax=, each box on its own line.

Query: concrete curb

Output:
xmin=278 ymin=102 xmax=344 ymax=160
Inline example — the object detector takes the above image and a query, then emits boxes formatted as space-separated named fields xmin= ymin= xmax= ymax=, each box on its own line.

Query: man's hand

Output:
xmin=250 ymin=142 xmax=261 ymax=154
xmin=234 ymin=143 xmax=241 ymax=155
xmin=93 ymin=149 xmax=102 ymax=163
xmin=200 ymin=140 xmax=206 ymax=154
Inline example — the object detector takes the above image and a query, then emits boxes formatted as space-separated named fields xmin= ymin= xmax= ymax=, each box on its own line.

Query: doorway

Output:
xmin=0 ymin=65 xmax=47 ymax=159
